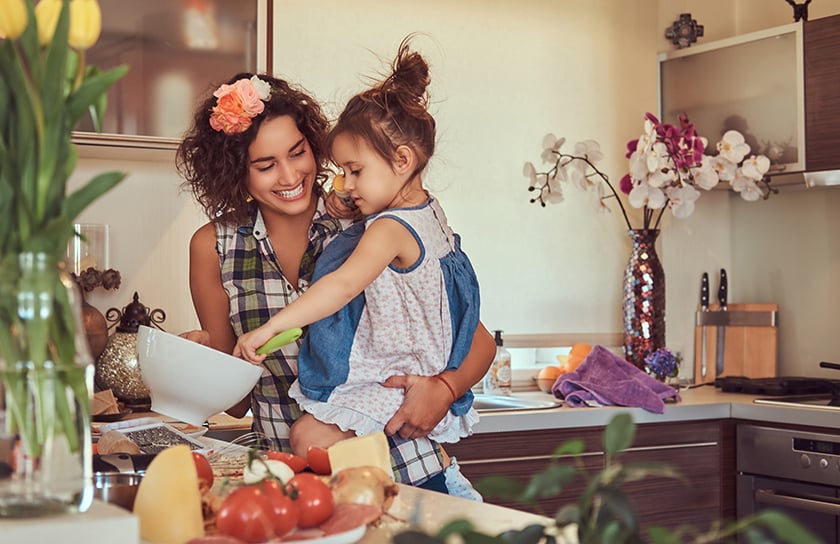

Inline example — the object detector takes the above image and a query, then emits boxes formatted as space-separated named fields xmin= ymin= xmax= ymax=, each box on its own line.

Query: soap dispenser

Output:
xmin=484 ymin=330 xmax=512 ymax=395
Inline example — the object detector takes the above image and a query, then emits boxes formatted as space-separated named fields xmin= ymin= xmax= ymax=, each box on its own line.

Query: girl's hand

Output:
xmin=232 ymin=329 xmax=272 ymax=364
xmin=325 ymin=189 xmax=359 ymax=219
xmin=382 ymin=374 xmax=452 ymax=438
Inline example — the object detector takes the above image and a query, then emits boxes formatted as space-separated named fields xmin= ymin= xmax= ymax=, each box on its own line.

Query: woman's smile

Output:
xmin=273 ymin=181 xmax=306 ymax=201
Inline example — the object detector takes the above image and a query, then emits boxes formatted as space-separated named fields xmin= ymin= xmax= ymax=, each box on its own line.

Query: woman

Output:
xmin=176 ymin=72 xmax=494 ymax=494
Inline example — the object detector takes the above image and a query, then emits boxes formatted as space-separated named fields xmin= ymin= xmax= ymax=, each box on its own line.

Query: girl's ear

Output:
xmin=392 ymin=145 xmax=415 ymax=175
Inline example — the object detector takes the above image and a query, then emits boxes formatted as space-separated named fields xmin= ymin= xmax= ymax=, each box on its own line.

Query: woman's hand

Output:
xmin=382 ymin=374 xmax=453 ymax=438
xmin=178 ymin=330 xmax=211 ymax=346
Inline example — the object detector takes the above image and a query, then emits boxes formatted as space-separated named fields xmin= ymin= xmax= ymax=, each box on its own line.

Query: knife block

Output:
xmin=693 ymin=303 xmax=778 ymax=384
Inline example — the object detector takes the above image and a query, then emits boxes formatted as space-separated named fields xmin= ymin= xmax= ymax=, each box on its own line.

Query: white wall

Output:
xmin=69 ymin=0 xmax=839 ymax=378
xmin=272 ymin=0 xmax=732 ymax=370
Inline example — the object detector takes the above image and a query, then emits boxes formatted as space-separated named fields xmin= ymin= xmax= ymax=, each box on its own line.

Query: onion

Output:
xmin=329 ymin=466 xmax=399 ymax=511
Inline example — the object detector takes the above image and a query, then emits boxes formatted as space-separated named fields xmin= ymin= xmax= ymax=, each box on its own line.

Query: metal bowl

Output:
xmin=92 ymin=472 xmax=143 ymax=510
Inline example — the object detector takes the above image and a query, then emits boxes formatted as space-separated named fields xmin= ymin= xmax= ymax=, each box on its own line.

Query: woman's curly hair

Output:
xmin=177 ymin=73 xmax=330 ymax=225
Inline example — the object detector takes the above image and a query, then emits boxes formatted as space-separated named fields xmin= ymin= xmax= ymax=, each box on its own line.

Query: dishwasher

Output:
xmin=737 ymin=423 xmax=840 ymax=543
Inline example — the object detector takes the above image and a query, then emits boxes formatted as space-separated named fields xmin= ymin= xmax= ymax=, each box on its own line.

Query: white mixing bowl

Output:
xmin=136 ymin=326 xmax=263 ymax=426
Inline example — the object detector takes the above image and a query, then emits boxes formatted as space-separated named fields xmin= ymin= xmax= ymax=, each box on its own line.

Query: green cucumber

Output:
xmin=255 ymin=327 xmax=303 ymax=355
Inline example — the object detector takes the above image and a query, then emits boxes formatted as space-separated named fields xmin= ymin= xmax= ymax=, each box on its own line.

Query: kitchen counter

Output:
xmin=177 ymin=386 xmax=840 ymax=438
xmin=470 ymin=387 xmax=840 ymax=432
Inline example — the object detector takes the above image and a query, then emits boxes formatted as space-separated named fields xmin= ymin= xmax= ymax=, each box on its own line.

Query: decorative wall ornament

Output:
xmin=665 ymin=13 xmax=704 ymax=49
xmin=785 ymin=0 xmax=811 ymax=22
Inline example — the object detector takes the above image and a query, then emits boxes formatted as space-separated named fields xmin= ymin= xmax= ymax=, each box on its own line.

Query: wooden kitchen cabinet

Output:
xmin=447 ymin=419 xmax=736 ymax=536
xmin=446 ymin=427 xmax=603 ymax=516
xmin=804 ymin=13 xmax=840 ymax=173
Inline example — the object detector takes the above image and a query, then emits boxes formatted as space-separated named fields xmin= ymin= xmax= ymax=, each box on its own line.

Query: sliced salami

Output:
xmin=318 ymin=503 xmax=382 ymax=535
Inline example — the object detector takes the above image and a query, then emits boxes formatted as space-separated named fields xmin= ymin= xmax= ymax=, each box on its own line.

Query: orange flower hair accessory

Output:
xmin=209 ymin=75 xmax=271 ymax=135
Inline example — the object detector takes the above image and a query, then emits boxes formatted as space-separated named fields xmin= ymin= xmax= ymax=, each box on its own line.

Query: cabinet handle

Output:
xmin=624 ymin=441 xmax=718 ymax=453
xmin=457 ymin=442 xmax=717 ymax=466
xmin=458 ymin=451 xmax=603 ymax=466
xmin=755 ymin=488 xmax=840 ymax=516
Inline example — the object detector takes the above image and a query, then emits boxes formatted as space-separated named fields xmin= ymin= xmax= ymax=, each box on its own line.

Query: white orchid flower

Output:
xmin=628 ymin=150 xmax=649 ymax=181
xmin=740 ymin=154 xmax=770 ymax=180
xmin=575 ymin=140 xmax=603 ymax=164
xmin=591 ymin=182 xmax=611 ymax=213
xmin=523 ymin=162 xmax=537 ymax=187
xmin=691 ymin=156 xmax=721 ymax=190
xmin=629 ymin=182 xmax=666 ymax=209
xmin=716 ymin=130 xmax=750 ymax=164
xmin=647 ymin=165 xmax=675 ymax=189
xmin=710 ymin=155 xmax=737 ymax=182
xmin=541 ymin=134 xmax=565 ymax=164
xmin=545 ymin=177 xmax=565 ymax=203
xmin=567 ymin=166 xmax=588 ymax=190
xmin=666 ymin=184 xmax=700 ymax=218
xmin=731 ymin=174 xmax=763 ymax=201
xmin=645 ymin=142 xmax=670 ymax=174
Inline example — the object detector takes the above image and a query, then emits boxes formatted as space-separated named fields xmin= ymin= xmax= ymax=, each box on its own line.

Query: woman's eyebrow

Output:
xmin=251 ymin=138 xmax=306 ymax=164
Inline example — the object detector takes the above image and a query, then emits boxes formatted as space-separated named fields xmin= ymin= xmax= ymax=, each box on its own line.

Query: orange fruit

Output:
xmin=536 ymin=365 xmax=563 ymax=393
xmin=567 ymin=343 xmax=593 ymax=371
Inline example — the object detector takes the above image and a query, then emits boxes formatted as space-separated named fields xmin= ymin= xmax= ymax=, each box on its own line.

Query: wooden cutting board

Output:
xmin=693 ymin=303 xmax=778 ymax=384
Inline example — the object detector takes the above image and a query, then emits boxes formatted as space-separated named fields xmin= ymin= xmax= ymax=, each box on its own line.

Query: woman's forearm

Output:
xmin=440 ymin=321 xmax=495 ymax=398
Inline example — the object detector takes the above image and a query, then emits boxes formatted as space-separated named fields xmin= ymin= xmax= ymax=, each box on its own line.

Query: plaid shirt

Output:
xmin=216 ymin=194 xmax=444 ymax=484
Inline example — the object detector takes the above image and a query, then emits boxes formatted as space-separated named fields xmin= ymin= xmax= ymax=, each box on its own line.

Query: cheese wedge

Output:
xmin=133 ymin=445 xmax=204 ymax=544
xmin=328 ymin=432 xmax=394 ymax=479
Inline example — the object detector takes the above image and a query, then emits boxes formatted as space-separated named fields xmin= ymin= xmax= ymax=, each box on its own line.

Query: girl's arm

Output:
xmin=188 ymin=223 xmax=250 ymax=418
xmin=383 ymin=321 xmax=495 ymax=438
xmin=234 ymin=218 xmax=416 ymax=361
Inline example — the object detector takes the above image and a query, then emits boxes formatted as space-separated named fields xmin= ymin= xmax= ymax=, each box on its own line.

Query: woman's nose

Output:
xmin=276 ymin=160 xmax=296 ymax=184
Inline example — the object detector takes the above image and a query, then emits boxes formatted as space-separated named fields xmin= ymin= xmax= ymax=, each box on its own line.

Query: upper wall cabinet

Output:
xmin=72 ymin=0 xmax=271 ymax=152
xmin=658 ymin=23 xmax=805 ymax=179
xmin=658 ymin=13 xmax=840 ymax=185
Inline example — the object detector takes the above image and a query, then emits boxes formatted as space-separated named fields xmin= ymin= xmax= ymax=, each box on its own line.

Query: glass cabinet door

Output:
xmin=74 ymin=0 xmax=268 ymax=148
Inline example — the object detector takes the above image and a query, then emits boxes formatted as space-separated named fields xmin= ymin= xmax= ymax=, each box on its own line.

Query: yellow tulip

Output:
xmin=34 ymin=0 xmax=62 ymax=46
xmin=68 ymin=0 xmax=100 ymax=50
xmin=0 ymin=0 xmax=28 ymax=40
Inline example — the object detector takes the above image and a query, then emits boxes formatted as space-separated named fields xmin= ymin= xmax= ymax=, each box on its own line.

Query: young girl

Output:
xmin=234 ymin=38 xmax=482 ymax=456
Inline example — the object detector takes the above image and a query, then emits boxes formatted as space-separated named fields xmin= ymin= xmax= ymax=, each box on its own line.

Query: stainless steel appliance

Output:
xmin=737 ymin=423 xmax=840 ymax=542
xmin=754 ymin=395 xmax=840 ymax=411
xmin=751 ymin=362 xmax=840 ymax=411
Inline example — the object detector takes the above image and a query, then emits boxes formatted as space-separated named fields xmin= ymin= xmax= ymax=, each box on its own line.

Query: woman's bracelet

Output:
xmin=434 ymin=373 xmax=457 ymax=403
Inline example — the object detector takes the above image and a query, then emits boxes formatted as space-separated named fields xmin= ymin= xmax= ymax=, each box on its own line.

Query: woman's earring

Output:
xmin=245 ymin=194 xmax=254 ymax=203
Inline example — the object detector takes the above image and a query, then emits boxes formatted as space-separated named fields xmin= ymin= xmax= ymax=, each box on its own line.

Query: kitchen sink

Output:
xmin=472 ymin=393 xmax=560 ymax=412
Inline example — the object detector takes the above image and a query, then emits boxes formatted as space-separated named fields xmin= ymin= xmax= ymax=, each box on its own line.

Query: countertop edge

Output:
xmin=470 ymin=388 xmax=840 ymax=433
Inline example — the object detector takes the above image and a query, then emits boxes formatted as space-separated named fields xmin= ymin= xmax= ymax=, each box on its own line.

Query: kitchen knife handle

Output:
xmin=819 ymin=361 xmax=840 ymax=371
xmin=718 ymin=269 xmax=728 ymax=311
xmin=700 ymin=272 xmax=709 ymax=310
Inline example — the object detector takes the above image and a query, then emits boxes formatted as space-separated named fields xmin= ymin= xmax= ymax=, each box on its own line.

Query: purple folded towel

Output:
xmin=552 ymin=345 xmax=680 ymax=414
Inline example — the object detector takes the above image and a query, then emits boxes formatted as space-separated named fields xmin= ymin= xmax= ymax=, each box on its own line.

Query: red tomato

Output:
xmin=216 ymin=486 xmax=275 ymax=543
xmin=288 ymin=473 xmax=334 ymax=528
xmin=265 ymin=450 xmax=307 ymax=473
xmin=192 ymin=451 xmax=214 ymax=489
xmin=259 ymin=479 xmax=299 ymax=537
xmin=306 ymin=446 xmax=331 ymax=475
